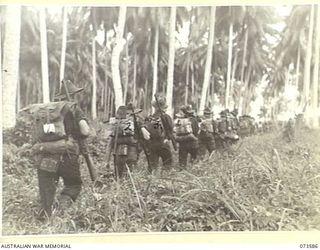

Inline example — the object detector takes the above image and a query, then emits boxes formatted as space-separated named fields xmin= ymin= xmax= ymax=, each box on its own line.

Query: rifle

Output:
xmin=154 ymin=94 xmax=177 ymax=151
xmin=61 ymin=80 xmax=98 ymax=183
xmin=129 ymin=107 xmax=152 ymax=173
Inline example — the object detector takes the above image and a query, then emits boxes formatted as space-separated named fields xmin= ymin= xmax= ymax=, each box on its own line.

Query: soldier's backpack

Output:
xmin=239 ymin=118 xmax=249 ymax=130
xmin=199 ymin=118 xmax=214 ymax=133
xmin=145 ymin=116 xmax=165 ymax=140
xmin=18 ymin=101 xmax=79 ymax=155
xmin=109 ymin=116 xmax=136 ymax=145
xmin=218 ymin=117 xmax=228 ymax=133
xmin=173 ymin=117 xmax=197 ymax=142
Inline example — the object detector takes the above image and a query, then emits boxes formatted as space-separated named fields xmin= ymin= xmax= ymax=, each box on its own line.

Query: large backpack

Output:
xmin=199 ymin=118 xmax=214 ymax=133
xmin=109 ymin=116 xmax=136 ymax=145
xmin=218 ymin=117 xmax=228 ymax=133
xmin=18 ymin=101 xmax=79 ymax=154
xmin=174 ymin=117 xmax=193 ymax=135
xmin=145 ymin=116 xmax=165 ymax=140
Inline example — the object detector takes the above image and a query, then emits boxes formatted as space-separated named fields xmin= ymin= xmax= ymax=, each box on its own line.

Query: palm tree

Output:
xmin=112 ymin=6 xmax=127 ymax=110
xmin=39 ymin=7 xmax=50 ymax=103
xmin=199 ymin=6 xmax=216 ymax=115
xmin=59 ymin=6 xmax=68 ymax=85
xmin=166 ymin=6 xmax=176 ymax=116
xmin=2 ymin=6 xmax=21 ymax=129
xmin=303 ymin=5 xmax=314 ymax=124
xmin=311 ymin=5 xmax=320 ymax=128
xmin=92 ymin=35 xmax=97 ymax=119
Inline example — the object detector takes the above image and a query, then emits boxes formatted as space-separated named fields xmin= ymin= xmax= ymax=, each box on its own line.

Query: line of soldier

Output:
xmin=24 ymin=80 xmax=272 ymax=219
xmin=103 ymin=94 xmax=271 ymax=180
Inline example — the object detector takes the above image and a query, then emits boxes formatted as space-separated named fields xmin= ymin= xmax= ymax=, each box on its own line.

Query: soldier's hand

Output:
xmin=164 ymin=139 xmax=169 ymax=145
xmin=141 ymin=127 xmax=150 ymax=140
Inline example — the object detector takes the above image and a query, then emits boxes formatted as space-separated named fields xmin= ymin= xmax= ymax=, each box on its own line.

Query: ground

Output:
xmin=2 ymin=126 xmax=320 ymax=235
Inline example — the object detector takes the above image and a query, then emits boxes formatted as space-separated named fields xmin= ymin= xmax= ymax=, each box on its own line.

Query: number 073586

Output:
xmin=299 ymin=244 xmax=318 ymax=248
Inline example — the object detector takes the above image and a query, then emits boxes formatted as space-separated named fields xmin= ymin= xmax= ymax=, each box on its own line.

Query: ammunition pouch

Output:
xmin=32 ymin=138 xmax=79 ymax=156
xmin=175 ymin=133 xmax=198 ymax=143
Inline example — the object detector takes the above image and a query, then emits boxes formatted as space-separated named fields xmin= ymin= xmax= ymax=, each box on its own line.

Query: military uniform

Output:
xmin=174 ymin=105 xmax=199 ymax=169
xmin=198 ymin=107 xmax=216 ymax=158
xmin=145 ymin=97 xmax=173 ymax=171
xmin=36 ymin=81 xmax=89 ymax=217
xmin=106 ymin=106 xmax=140 ymax=179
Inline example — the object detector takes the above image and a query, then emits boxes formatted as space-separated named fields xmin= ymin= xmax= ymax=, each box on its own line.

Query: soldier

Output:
xmin=105 ymin=105 xmax=148 ymax=179
xmin=174 ymin=105 xmax=199 ymax=170
xmin=144 ymin=96 xmax=174 ymax=172
xmin=29 ymin=80 xmax=90 ymax=218
xmin=198 ymin=107 xmax=216 ymax=158
xmin=230 ymin=108 xmax=240 ymax=132
xmin=283 ymin=118 xmax=295 ymax=142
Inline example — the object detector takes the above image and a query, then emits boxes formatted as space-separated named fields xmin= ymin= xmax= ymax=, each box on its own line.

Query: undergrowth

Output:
xmin=2 ymin=125 xmax=320 ymax=235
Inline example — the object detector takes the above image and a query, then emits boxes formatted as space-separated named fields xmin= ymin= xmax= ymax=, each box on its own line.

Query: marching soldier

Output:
xmin=198 ymin=107 xmax=216 ymax=158
xmin=105 ymin=105 xmax=149 ymax=179
xmin=174 ymin=105 xmax=199 ymax=170
xmin=144 ymin=95 xmax=174 ymax=172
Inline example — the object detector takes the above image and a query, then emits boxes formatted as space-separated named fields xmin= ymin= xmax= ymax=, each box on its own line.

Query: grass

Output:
xmin=2 ymin=125 xmax=320 ymax=235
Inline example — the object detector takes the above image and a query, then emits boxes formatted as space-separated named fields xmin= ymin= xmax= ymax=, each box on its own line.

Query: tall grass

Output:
xmin=2 ymin=127 xmax=320 ymax=235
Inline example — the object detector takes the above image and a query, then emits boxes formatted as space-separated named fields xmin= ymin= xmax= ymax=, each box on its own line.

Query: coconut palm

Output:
xmin=2 ymin=6 xmax=21 ymax=128
xmin=199 ymin=6 xmax=216 ymax=115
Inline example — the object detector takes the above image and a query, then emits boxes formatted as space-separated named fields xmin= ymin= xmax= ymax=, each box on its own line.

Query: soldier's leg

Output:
xmin=126 ymin=145 xmax=138 ymax=172
xmin=160 ymin=143 xmax=173 ymax=170
xmin=58 ymin=154 xmax=82 ymax=202
xmin=178 ymin=143 xmax=188 ymax=169
xmin=37 ymin=169 xmax=57 ymax=217
xmin=208 ymin=138 xmax=216 ymax=154
xmin=148 ymin=147 xmax=160 ymax=172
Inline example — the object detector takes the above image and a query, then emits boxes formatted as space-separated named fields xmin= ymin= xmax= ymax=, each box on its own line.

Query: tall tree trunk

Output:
xmin=303 ymin=5 xmax=315 ymax=124
xmin=166 ymin=6 xmax=176 ymax=117
xmin=132 ymin=48 xmax=137 ymax=106
xmin=59 ymin=6 xmax=68 ymax=87
xmin=240 ymin=27 xmax=248 ymax=85
xmin=2 ymin=6 xmax=21 ymax=128
xmin=225 ymin=22 xmax=233 ymax=109
xmin=191 ymin=61 xmax=195 ymax=105
xmin=312 ymin=4 xmax=320 ymax=128
xmin=230 ymin=48 xmax=238 ymax=107
xmin=152 ymin=15 xmax=159 ymax=113
xmin=199 ymin=6 xmax=216 ymax=115
xmin=185 ymin=51 xmax=190 ymax=105
xmin=295 ymin=45 xmax=301 ymax=91
xmin=240 ymin=62 xmax=252 ymax=115
xmin=144 ymin=78 xmax=148 ymax=112
xmin=40 ymin=7 xmax=50 ymax=103
xmin=111 ymin=6 xmax=126 ymax=111
xmin=124 ymin=37 xmax=129 ymax=104
xmin=92 ymin=37 xmax=97 ymax=119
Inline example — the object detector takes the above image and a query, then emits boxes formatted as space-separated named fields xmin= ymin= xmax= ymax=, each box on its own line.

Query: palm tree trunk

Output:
xmin=112 ymin=6 xmax=126 ymax=111
xmin=295 ymin=45 xmax=301 ymax=91
xmin=225 ymin=22 xmax=233 ymax=109
xmin=166 ymin=6 xmax=176 ymax=117
xmin=199 ymin=6 xmax=216 ymax=115
xmin=124 ymin=38 xmax=129 ymax=104
xmin=240 ymin=27 xmax=248 ymax=85
xmin=303 ymin=5 xmax=315 ymax=124
xmin=40 ymin=7 xmax=50 ymax=103
xmin=92 ymin=37 xmax=97 ymax=119
xmin=152 ymin=15 xmax=159 ymax=113
xmin=230 ymin=48 xmax=238 ymax=107
xmin=185 ymin=52 xmax=190 ymax=105
xmin=191 ymin=61 xmax=195 ymax=105
xmin=312 ymin=4 xmax=320 ymax=128
xmin=59 ymin=6 xmax=68 ymax=86
xmin=2 ymin=6 xmax=21 ymax=128
xmin=240 ymin=62 xmax=252 ymax=115
xmin=133 ymin=48 xmax=137 ymax=106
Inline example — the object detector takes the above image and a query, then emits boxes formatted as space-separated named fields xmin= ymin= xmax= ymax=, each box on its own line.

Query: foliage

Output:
xmin=2 ymin=125 xmax=320 ymax=234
